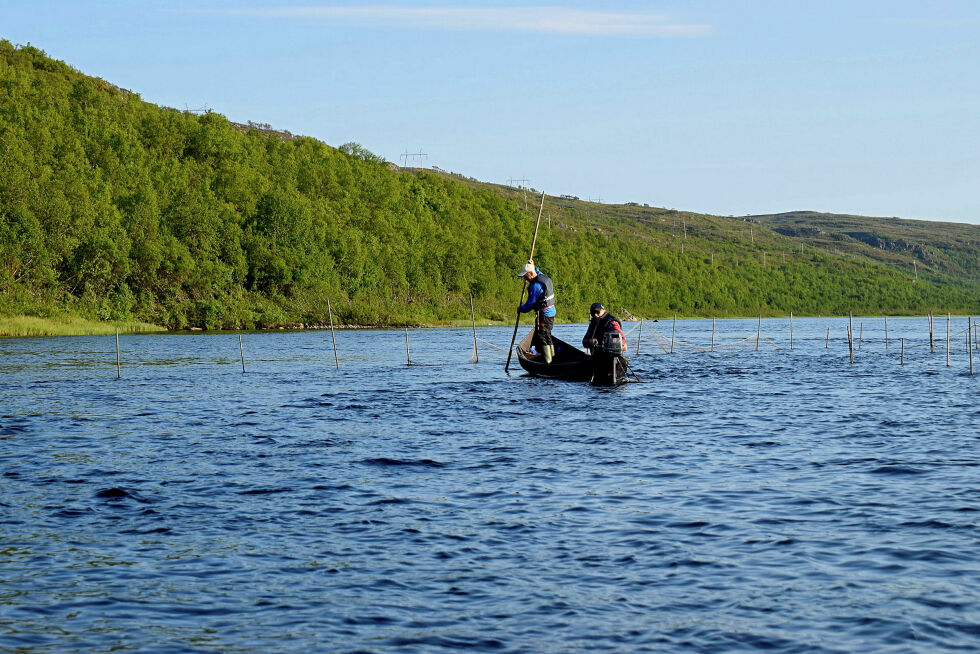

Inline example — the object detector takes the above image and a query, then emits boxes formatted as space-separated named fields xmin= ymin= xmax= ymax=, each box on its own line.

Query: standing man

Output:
xmin=517 ymin=259 xmax=557 ymax=364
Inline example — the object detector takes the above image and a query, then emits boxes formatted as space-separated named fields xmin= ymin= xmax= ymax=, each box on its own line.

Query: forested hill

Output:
xmin=748 ymin=211 xmax=979 ymax=282
xmin=1 ymin=41 xmax=978 ymax=330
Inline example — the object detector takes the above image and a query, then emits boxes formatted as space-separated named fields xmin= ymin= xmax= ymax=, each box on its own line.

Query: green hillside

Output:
xmin=749 ymin=211 xmax=979 ymax=282
xmin=1 ymin=41 xmax=978 ymax=332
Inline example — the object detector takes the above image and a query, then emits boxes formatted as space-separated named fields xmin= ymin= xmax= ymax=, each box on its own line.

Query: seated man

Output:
xmin=582 ymin=303 xmax=628 ymax=384
xmin=582 ymin=303 xmax=626 ymax=354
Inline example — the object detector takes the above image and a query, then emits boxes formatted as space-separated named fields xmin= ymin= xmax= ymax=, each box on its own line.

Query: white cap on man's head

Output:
xmin=517 ymin=262 xmax=535 ymax=277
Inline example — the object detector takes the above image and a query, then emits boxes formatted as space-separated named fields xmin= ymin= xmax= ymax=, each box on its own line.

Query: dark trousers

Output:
xmin=533 ymin=314 xmax=554 ymax=351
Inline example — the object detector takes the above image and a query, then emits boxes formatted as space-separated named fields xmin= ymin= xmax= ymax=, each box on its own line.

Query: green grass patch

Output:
xmin=0 ymin=315 xmax=166 ymax=338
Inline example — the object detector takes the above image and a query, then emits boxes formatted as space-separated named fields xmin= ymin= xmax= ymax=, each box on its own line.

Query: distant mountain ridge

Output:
xmin=748 ymin=211 xmax=978 ymax=282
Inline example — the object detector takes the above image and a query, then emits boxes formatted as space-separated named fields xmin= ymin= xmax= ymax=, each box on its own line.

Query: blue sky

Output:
xmin=4 ymin=1 xmax=980 ymax=224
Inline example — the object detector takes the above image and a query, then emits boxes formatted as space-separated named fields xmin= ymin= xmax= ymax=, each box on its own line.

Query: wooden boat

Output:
xmin=515 ymin=329 xmax=629 ymax=385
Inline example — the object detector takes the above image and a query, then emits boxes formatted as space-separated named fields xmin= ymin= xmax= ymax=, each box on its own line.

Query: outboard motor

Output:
xmin=601 ymin=331 xmax=624 ymax=356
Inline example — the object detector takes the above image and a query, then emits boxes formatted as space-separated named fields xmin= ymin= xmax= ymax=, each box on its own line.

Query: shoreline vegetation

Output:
xmin=2 ymin=42 xmax=978 ymax=335
xmin=2 ymin=311 xmax=973 ymax=339
xmin=0 ymin=315 xmax=166 ymax=338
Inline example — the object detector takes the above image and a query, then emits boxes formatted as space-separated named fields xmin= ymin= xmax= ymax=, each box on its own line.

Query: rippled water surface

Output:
xmin=2 ymin=318 xmax=979 ymax=652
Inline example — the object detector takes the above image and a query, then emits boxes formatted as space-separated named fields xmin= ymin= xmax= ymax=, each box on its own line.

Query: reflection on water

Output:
xmin=1 ymin=318 xmax=978 ymax=652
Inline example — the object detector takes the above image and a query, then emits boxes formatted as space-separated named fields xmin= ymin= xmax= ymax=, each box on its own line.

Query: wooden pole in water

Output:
xmin=901 ymin=337 xmax=905 ymax=366
xmin=671 ymin=315 xmax=676 ymax=354
xmin=848 ymin=312 xmax=854 ymax=364
xmin=969 ymin=317 xmax=974 ymax=375
xmin=790 ymin=312 xmax=794 ymax=350
xmin=469 ymin=292 xmax=479 ymax=363
xmin=826 ymin=327 xmax=830 ymax=349
xmin=327 ymin=297 xmax=339 ymax=369
xmin=405 ymin=328 xmax=411 ymax=366
xmin=929 ymin=313 xmax=934 ymax=353
xmin=756 ymin=315 xmax=761 ymax=351
xmin=115 ymin=329 xmax=121 ymax=379
xmin=239 ymin=334 xmax=245 ymax=374
xmin=711 ymin=318 xmax=716 ymax=352
xmin=946 ymin=312 xmax=951 ymax=367
xmin=505 ymin=191 xmax=546 ymax=373
xmin=884 ymin=316 xmax=889 ymax=349
xmin=635 ymin=318 xmax=643 ymax=356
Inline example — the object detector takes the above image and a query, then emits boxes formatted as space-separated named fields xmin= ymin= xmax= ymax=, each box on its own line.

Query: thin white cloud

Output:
xmin=887 ymin=17 xmax=980 ymax=28
xmin=200 ymin=5 xmax=712 ymax=37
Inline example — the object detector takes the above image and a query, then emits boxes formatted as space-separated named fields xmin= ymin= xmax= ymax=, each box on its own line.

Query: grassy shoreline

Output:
xmin=1 ymin=311 xmax=967 ymax=338
xmin=0 ymin=315 xmax=167 ymax=338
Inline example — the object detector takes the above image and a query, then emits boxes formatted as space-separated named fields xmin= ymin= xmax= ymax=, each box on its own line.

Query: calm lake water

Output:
xmin=2 ymin=317 xmax=978 ymax=652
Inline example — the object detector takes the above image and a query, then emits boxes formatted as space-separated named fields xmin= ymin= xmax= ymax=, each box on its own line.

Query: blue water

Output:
xmin=2 ymin=317 xmax=978 ymax=653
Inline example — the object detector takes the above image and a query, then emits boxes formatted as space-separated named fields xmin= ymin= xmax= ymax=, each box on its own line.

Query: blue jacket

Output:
xmin=518 ymin=269 xmax=557 ymax=317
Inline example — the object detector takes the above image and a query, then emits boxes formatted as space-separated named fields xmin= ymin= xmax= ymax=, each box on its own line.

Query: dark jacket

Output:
xmin=582 ymin=312 xmax=627 ymax=351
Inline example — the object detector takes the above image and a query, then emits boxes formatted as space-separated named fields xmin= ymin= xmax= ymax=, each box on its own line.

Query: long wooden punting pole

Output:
xmin=327 ymin=297 xmax=339 ymax=369
xmin=505 ymin=191 xmax=546 ymax=373
xmin=469 ymin=292 xmax=479 ymax=363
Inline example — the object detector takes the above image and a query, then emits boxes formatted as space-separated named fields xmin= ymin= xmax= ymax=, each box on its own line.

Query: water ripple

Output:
xmin=1 ymin=323 xmax=979 ymax=652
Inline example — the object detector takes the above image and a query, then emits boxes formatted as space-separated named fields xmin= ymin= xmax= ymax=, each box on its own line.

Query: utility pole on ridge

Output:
xmin=508 ymin=178 xmax=530 ymax=210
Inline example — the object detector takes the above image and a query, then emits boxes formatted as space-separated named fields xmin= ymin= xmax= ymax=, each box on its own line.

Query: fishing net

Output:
xmin=633 ymin=321 xmax=781 ymax=355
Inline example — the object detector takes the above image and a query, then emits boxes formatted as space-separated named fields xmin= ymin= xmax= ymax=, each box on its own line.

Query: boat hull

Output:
xmin=515 ymin=329 xmax=628 ymax=385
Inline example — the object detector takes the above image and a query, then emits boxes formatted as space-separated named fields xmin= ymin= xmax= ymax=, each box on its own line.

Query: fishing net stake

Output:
xmin=327 ymin=297 xmax=339 ymax=369
xmin=969 ymin=317 xmax=974 ymax=375
xmin=469 ymin=292 xmax=479 ymax=364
